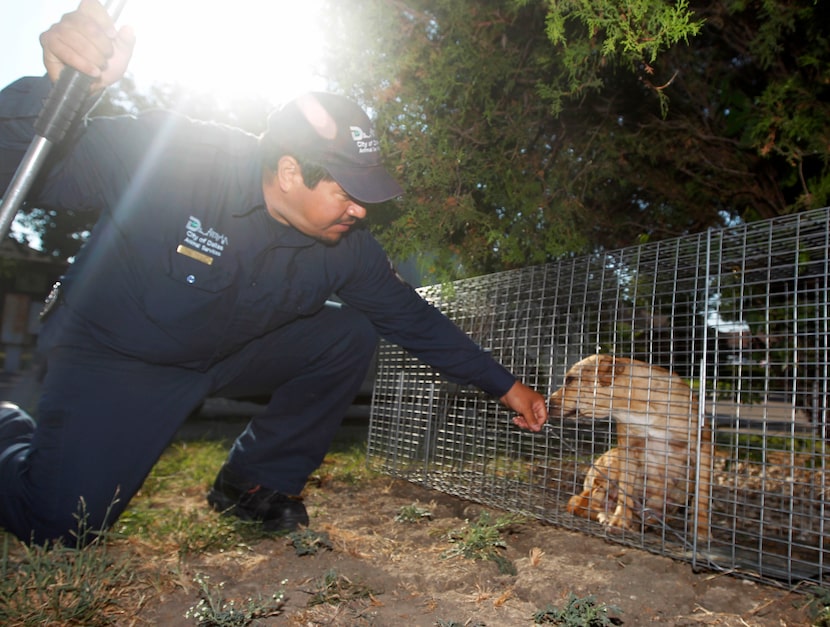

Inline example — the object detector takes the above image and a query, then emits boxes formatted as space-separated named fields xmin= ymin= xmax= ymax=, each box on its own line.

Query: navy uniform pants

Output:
xmin=0 ymin=302 xmax=377 ymax=544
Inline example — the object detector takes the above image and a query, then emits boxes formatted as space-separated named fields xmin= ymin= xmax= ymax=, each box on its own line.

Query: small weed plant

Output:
xmin=185 ymin=573 xmax=286 ymax=626
xmin=305 ymin=568 xmax=378 ymax=607
xmin=395 ymin=502 xmax=433 ymax=523
xmin=288 ymin=528 xmax=333 ymax=556
xmin=442 ymin=511 xmax=523 ymax=575
xmin=533 ymin=593 xmax=622 ymax=626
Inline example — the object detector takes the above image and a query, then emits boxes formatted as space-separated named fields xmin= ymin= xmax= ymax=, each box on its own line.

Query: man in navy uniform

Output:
xmin=0 ymin=0 xmax=548 ymax=544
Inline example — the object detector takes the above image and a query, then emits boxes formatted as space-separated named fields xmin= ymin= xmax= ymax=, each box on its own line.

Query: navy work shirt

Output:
xmin=0 ymin=77 xmax=516 ymax=397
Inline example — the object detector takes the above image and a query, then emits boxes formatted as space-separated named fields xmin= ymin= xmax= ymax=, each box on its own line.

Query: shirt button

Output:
xmin=186 ymin=274 xmax=196 ymax=284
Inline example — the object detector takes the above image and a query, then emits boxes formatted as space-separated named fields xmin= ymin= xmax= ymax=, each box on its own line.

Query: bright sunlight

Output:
xmin=121 ymin=0 xmax=328 ymax=107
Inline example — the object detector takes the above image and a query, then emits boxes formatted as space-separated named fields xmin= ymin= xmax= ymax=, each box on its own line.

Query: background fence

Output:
xmin=367 ymin=206 xmax=829 ymax=589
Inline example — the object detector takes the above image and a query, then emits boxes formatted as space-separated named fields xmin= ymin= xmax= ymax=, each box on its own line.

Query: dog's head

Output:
xmin=548 ymin=354 xmax=686 ymax=419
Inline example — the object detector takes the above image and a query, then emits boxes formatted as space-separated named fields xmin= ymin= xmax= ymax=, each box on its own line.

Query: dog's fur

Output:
xmin=549 ymin=355 xmax=712 ymax=540
xmin=565 ymin=445 xmax=692 ymax=529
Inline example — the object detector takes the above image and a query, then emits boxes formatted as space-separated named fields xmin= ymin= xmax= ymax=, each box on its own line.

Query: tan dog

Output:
xmin=565 ymin=445 xmax=692 ymax=529
xmin=550 ymin=355 xmax=712 ymax=540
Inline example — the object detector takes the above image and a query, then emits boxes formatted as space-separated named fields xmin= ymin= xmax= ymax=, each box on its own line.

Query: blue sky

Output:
xmin=0 ymin=3 xmax=77 ymax=89
xmin=1 ymin=1 xmax=328 ymax=106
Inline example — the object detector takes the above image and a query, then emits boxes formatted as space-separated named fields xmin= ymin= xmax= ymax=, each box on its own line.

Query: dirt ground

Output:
xmin=136 ymin=466 xmax=815 ymax=626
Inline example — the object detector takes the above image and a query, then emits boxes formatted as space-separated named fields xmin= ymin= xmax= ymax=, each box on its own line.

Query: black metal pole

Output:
xmin=0 ymin=0 xmax=128 ymax=241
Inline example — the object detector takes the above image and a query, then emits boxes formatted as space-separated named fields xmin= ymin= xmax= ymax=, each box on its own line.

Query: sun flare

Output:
xmin=121 ymin=0 xmax=328 ymax=107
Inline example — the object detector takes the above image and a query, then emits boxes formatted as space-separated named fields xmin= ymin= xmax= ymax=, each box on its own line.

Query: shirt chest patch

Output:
xmin=178 ymin=215 xmax=230 ymax=265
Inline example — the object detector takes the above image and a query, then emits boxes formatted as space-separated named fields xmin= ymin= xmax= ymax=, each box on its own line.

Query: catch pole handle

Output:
xmin=34 ymin=0 xmax=130 ymax=143
xmin=0 ymin=0 xmax=128 ymax=242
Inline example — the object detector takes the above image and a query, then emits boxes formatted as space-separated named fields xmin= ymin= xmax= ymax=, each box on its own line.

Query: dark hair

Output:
xmin=259 ymin=134 xmax=333 ymax=190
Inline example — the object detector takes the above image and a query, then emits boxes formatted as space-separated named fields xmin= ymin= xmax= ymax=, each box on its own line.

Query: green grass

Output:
xmin=132 ymin=439 xmax=228 ymax=498
xmin=314 ymin=441 xmax=378 ymax=485
xmin=0 ymin=510 xmax=136 ymax=626
xmin=0 ymin=437 xmax=375 ymax=625
xmin=113 ymin=439 xmax=268 ymax=555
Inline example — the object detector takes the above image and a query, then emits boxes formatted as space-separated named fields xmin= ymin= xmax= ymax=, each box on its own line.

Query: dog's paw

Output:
xmin=603 ymin=513 xmax=636 ymax=533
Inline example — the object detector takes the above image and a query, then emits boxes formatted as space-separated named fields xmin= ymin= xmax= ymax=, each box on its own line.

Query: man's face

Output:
xmin=265 ymin=162 xmax=368 ymax=244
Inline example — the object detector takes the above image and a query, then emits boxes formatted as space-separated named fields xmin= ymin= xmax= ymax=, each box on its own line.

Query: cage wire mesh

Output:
xmin=367 ymin=206 xmax=830 ymax=589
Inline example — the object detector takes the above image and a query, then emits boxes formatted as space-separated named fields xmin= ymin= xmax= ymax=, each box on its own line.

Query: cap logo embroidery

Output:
xmin=349 ymin=126 xmax=380 ymax=154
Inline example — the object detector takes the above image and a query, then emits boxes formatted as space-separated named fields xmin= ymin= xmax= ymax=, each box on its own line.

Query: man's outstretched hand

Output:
xmin=500 ymin=381 xmax=548 ymax=432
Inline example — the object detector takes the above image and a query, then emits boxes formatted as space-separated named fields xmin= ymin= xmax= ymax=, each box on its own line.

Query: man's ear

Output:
xmin=276 ymin=155 xmax=302 ymax=192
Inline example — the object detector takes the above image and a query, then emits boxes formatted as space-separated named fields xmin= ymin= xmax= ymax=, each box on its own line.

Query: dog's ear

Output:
xmin=595 ymin=355 xmax=626 ymax=387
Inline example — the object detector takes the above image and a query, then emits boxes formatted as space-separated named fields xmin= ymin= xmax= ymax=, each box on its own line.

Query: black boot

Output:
xmin=207 ymin=464 xmax=309 ymax=532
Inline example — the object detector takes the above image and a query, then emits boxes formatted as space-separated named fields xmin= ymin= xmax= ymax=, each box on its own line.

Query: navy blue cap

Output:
xmin=267 ymin=92 xmax=403 ymax=204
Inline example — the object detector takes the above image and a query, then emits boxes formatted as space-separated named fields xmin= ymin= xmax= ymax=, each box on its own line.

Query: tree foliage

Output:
xmin=320 ymin=0 xmax=830 ymax=280
xmin=10 ymin=0 xmax=829 ymax=280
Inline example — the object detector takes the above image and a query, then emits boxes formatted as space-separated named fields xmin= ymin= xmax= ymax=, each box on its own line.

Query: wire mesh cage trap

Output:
xmin=367 ymin=206 xmax=830 ymax=588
